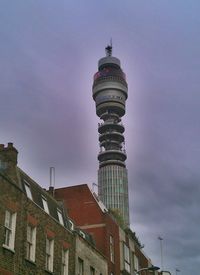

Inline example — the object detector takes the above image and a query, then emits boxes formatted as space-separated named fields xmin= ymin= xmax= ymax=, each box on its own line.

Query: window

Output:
xmin=68 ymin=220 xmax=74 ymax=231
xmin=0 ymin=159 xmax=7 ymax=170
xmin=133 ymin=254 xmax=139 ymax=272
xmin=24 ymin=181 xmax=33 ymax=200
xmin=79 ymin=231 xmax=85 ymax=239
xmin=45 ymin=237 xmax=54 ymax=272
xmin=26 ymin=225 xmax=36 ymax=262
xmin=42 ymin=196 xmax=49 ymax=214
xmin=109 ymin=235 xmax=114 ymax=263
xmin=124 ymin=244 xmax=130 ymax=272
xmin=61 ymin=249 xmax=69 ymax=275
xmin=78 ymin=257 xmax=84 ymax=275
xmin=57 ymin=208 xmax=64 ymax=226
xmin=3 ymin=210 xmax=17 ymax=250
xmin=90 ymin=266 xmax=95 ymax=275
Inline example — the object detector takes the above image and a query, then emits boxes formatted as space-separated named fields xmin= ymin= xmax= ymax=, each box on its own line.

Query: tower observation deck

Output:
xmin=92 ymin=45 xmax=130 ymax=227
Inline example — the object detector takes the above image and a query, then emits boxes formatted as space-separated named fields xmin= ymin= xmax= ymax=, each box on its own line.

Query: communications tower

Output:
xmin=92 ymin=45 xmax=130 ymax=227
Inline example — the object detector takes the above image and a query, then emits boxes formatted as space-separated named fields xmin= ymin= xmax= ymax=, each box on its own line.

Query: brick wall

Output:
xmin=0 ymin=173 xmax=75 ymax=275
xmin=55 ymin=184 xmax=121 ymax=275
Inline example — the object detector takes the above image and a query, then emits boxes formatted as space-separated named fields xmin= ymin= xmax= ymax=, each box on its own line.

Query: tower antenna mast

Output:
xmin=105 ymin=39 xmax=112 ymax=57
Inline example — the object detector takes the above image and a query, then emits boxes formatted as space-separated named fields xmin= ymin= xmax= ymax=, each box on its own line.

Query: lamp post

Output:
xmin=175 ymin=268 xmax=180 ymax=275
xmin=134 ymin=266 xmax=160 ymax=274
xmin=158 ymin=236 xmax=164 ymax=270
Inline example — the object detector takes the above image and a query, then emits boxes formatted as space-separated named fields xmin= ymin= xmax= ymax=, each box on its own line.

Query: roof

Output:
xmin=19 ymin=167 xmax=72 ymax=231
xmin=19 ymin=169 xmax=96 ymax=246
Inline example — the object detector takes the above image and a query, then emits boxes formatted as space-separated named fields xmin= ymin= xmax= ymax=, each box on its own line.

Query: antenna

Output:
xmin=110 ymin=37 xmax=112 ymax=48
xmin=105 ymin=39 xmax=112 ymax=57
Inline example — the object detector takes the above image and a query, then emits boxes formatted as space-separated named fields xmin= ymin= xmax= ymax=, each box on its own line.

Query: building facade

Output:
xmin=0 ymin=143 xmax=107 ymax=275
xmin=119 ymin=227 xmax=137 ymax=275
xmin=0 ymin=142 xmax=159 ymax=275
xmin=75 ymin=233 xmax=107 ymax=275
xmin=55 ymin=184 xmax=121 ymax=275
xmin=120 ymin=228 xmax=159 ymax=275
xmin=54 ymin=184 xmax=158 ymax=275
xmin=92 ymin=45 xmax=129 ymax=227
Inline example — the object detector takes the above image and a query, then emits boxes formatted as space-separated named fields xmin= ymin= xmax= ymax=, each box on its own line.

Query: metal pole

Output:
xmin=158 ymin=236 xmax=164 ymax=270
xmin=50 ymin=167 xmax=55 ymax=188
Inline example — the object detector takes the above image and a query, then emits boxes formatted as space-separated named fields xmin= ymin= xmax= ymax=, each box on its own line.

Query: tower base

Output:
xmin=98 ymin=165 xmax=130 ymax=227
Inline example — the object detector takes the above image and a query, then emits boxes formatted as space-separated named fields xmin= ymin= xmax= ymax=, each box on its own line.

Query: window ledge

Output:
xmin=25 ymin=258 xmax=36 ymax=266
xmin=45 ymin=269 xmax=54 ymax=274
xmin=2 ymin=244 xmax=15 ymax=253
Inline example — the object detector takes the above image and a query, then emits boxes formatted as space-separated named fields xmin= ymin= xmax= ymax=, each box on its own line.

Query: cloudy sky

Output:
xmin=1 ymin=1 xmax=200 ymax=274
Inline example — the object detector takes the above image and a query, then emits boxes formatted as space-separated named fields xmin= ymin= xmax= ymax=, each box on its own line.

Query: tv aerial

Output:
xmin=105 ymin=38 xmax=113 ymax=57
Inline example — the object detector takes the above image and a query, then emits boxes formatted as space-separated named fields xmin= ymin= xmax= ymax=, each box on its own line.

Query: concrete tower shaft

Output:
xmin=93 ymin=45 xmax=130 ymax=227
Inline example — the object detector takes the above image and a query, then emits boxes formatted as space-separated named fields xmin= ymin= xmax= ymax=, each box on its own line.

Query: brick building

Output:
xmin=54 ymin=184 xmax=159 ymax=275
xmin=120 ymin=228 xmax=159 ymax=275
xmin=0 ymin=143 xmax=107 ymax=275
xmin=0 ymin=142 xmax=159 ymax=275
xmin=54 ymin=184 xmax=121 ymax=275
xmin=119 ymin=227 xmax=137 ymax=274
xmin=75 ymin=232 xmax=107 ymax=275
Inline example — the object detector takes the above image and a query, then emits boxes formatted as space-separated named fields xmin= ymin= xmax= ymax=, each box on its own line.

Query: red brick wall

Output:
xmin=55 ymin=185 xmax=103 ymax=225
xmin=55 ymin=184 xmax=121 ymax=275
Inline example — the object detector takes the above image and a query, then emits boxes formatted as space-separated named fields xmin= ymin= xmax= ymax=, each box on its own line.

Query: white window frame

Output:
xmin=78 ymin=257 xmax=84 ymax=275
xmin=109 ymin=235 xmax=114 ymax=263
xmin=79 ymin=231 xmax=85 ymax=239
xmin=45 ymin=237 xmax=54 ymax=272
xmin=57 ymin=208 xmax=64 ymax=226
xmin=90 ymin=266 xmax=95 ymax=275
xmin=3 ymin=210 xmax=17 ymax=251
xmin=69 ymin=220 xmax=74 ymax=231
xmin=133 ymin=254 xmax=139 ymax=272
xmin=61 ymin=249 xmax=69 ymax=275
xmin=42 ymin=196 xmax=49 ymax=214
xmin=26 ymin=225 xmax=36 ymax=262
xmin=24 ymin=180 xmax=33 ymax=200
xmin=124 ymin=243 xmax=130 ymax=272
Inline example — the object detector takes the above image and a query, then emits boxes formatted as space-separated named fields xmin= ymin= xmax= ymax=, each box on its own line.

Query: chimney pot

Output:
xmin=49 ymin=186 xmax=55 ymax=197
xmin=7 ymin=142 xmax=13 ymax=148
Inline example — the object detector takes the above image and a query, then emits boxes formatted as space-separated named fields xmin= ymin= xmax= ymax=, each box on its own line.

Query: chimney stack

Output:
xmin=0 ymin=143 xmax=19 ymax=184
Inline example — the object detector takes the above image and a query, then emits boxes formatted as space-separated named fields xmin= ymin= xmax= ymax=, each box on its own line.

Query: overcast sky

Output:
xmin=1 ymin=1 xmax=200 ymax=274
